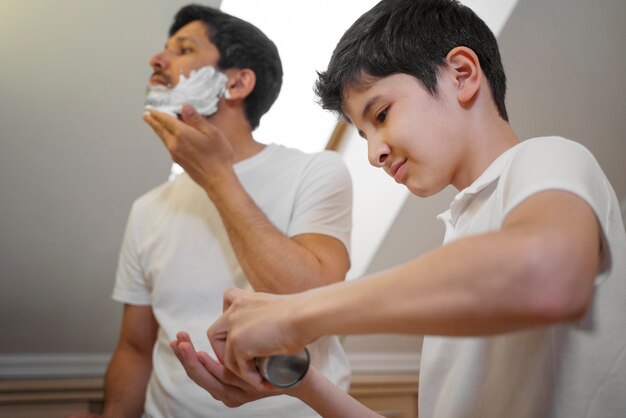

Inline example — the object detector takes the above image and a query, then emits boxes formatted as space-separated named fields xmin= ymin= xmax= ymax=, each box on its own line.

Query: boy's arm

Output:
xmin=101 ymin=305 xmax=158 ymax=418
xmin=304 ymin=189 xmax=601 ymax=337
xmin=212 ymin=190 xmax=601 ymax=378
xmin=171 ymin=335 xmax=382 ymax=418
xmin=290 ymin=368 xmax=383 ymax=418
xmin=145 ymin=107 xmax=350 ymax=294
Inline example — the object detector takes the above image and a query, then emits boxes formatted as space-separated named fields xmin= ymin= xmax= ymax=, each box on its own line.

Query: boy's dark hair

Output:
xmin=315 ymin=0 xmax=508 ymax=121
xmin=170 ymin=4 xmax=283 ymax=130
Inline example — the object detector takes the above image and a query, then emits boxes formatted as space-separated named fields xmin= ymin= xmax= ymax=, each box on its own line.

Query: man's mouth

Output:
xmin=149 ymin=73 xmax=171 ymax=87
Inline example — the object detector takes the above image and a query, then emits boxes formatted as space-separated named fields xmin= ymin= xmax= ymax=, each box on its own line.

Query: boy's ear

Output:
xmin=223 ymin=68 xmax=256 ymax=101
xmin=445 ymin=46 xmax=482 ymax=105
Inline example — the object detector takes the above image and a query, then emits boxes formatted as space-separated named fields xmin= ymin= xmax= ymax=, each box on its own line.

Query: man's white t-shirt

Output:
xmin=421 ymin=137 xmax=626 ymax=418
xmin=113 ymin=144 xmax=353 ymax=418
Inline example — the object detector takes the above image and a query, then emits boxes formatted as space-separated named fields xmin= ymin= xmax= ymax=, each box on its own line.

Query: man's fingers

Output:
xmin=180 ymin=104 xmax=218 ymax=138
xmin=147 ymin=109 xmax=180 ymax=134
xmin=143 ymin=112 xmax=177 ymax=149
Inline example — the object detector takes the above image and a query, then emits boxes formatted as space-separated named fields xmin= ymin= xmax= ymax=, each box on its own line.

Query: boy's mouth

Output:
xmin=390 ymin=159 xmax=407 ymax=182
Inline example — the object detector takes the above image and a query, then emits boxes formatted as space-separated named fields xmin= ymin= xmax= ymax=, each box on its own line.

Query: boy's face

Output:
xmin=343 ymin=73 xmax=464 ymax=197
xmin=148 ymin=20 xmax=220 ymax=88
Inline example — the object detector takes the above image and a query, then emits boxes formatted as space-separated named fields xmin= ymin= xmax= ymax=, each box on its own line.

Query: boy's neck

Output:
xmin=451 ymin=115 xmax=520 ymax=191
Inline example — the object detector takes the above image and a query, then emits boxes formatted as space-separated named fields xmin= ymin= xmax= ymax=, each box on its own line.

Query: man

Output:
xmin=174 ymin=0 xmax=626 ymax=417
xmin=69 ymin=4 xmax=352 ymax=418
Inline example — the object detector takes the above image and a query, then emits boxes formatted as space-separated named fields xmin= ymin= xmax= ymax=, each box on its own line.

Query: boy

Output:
xmin=174 ymin=0 xmax=626 ymax=417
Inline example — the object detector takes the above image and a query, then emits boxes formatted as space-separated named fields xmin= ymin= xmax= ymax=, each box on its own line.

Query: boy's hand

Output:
xmin=143 ymin=104 xmax=235 ymax=191
xmin=208 ymin=288 xmax=312 ymax=389
xmin=171 ymin=332 xmax=279 ymax=407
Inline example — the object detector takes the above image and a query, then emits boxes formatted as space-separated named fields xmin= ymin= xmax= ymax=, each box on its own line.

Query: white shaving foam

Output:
xmin=144 ymin=65 xmax=228 ymax=116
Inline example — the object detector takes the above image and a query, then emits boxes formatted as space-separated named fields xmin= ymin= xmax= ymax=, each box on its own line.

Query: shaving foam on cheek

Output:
xmin=144 ymin=65 xmax=228 ymax=117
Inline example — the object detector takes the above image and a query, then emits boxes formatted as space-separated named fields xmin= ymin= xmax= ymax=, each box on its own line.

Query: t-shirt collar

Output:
xmin=438 ymin=144 xmax=520 ymax=223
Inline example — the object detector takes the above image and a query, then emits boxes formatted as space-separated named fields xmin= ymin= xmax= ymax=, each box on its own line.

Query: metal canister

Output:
xmin=254 ymin=347 xmax=310 ymax=388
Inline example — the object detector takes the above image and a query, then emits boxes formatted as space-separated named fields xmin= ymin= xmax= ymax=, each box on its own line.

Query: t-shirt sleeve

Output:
xmin=500 ymin=138 xmax=615 ymax=282
xmin=287 ymin=151 xmax=353 ymax=252
xmin=111 ymin=202 xmax=152 ymax=305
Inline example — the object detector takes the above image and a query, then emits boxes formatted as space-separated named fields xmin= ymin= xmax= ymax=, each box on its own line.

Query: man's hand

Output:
xmin=207 ymin=288 xmax=313 ymax=389
xmin=171 ymin=332 xmax=280 ymax=407
xmin=143 ymin=104 xmax=235 ymax=191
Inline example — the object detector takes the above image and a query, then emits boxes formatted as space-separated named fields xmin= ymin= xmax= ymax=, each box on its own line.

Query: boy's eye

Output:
xmin=376 ymin=108 xmax=388 ymax=123
xmin=180 ymin=47 xmax=193 ymax=55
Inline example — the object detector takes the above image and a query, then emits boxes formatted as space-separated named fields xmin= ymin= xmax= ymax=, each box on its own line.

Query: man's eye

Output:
xmin=376 ymin=108 xmax=388 ymax=123
xmin=180 ymin=47 xmax=193 ymax=54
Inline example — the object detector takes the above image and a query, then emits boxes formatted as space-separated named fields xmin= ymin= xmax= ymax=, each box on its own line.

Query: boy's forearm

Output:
xmin=298 ymin=225 xmax=590 ymax=340
xmin=288 ymin=368 xmax=383 ymax=418
xmin=101 ymin=347 xmax=152 ymax=418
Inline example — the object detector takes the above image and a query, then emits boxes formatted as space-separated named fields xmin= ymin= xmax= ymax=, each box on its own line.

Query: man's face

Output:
xmin=149 ymin=20 xmax=220 ymax=88
xmin=343 ymin=73 xmax=465 ymax=198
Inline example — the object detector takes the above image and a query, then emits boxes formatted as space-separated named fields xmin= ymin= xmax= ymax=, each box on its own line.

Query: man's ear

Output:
xmin=224 ymin=68 xmax=256 ymax=101
xmin=446 ymin=46 xmax=481 ymax=104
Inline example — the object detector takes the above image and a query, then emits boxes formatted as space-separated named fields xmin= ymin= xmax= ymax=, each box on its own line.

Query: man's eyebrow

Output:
xmin=165 ymin=36 xmax=198 ymax=49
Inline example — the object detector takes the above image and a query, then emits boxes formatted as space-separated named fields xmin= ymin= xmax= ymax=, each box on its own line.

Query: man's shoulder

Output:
xmin=264 ymin=144 xmax=347 ymax=172
xmin=129 ymin=176 xmax=185 ymax=214
xmin=270 ymin=144 xmax=343 ymax=161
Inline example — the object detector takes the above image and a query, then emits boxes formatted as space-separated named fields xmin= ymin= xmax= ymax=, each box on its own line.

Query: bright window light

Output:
xmin=220 ymin=0 xmax=380 ymax=153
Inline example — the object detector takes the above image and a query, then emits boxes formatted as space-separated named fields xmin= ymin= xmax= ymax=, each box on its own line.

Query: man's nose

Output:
xmin=149 ymin=51 xmax=169 ymax=71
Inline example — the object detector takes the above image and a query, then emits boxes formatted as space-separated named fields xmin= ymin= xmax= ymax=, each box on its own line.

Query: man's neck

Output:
xmin=209 ymin=111 xmax=266 ymax=163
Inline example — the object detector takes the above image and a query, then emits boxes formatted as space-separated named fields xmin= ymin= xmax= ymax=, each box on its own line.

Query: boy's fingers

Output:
xmin=208 ymin=319 xmax=228 ymax=364
xmin=176 ymin=331 xmax=192 ymax=345
xmin=170 ymin=339 xmax=180 ymax=357
xmin=223 ymin=287 xmax=247 ymax=312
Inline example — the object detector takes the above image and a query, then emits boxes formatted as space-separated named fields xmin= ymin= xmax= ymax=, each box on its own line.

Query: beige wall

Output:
xmin=0 ymin=0 xmax=220 ymax=356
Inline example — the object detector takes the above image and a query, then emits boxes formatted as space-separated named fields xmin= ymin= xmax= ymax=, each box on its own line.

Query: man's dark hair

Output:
xmin=170 ymin=4 xmax=283 ymax=130
xmin=315 ymin=0 xmax=508 ymax=121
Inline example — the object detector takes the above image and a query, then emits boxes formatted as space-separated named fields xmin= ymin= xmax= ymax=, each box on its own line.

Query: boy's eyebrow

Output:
xmin=361 ymin=95 xmax=382 ymax=120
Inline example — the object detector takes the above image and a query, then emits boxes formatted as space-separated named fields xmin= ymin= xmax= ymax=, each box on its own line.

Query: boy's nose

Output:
xmin=368 ymin=138 xmax=390 ymax=168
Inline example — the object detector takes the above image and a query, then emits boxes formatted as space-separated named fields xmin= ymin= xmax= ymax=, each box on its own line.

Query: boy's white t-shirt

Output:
xmin=421 ymin=137 xmax=626 ymax=418
xmin=113 ymin=144 xmax=353 ymax=418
